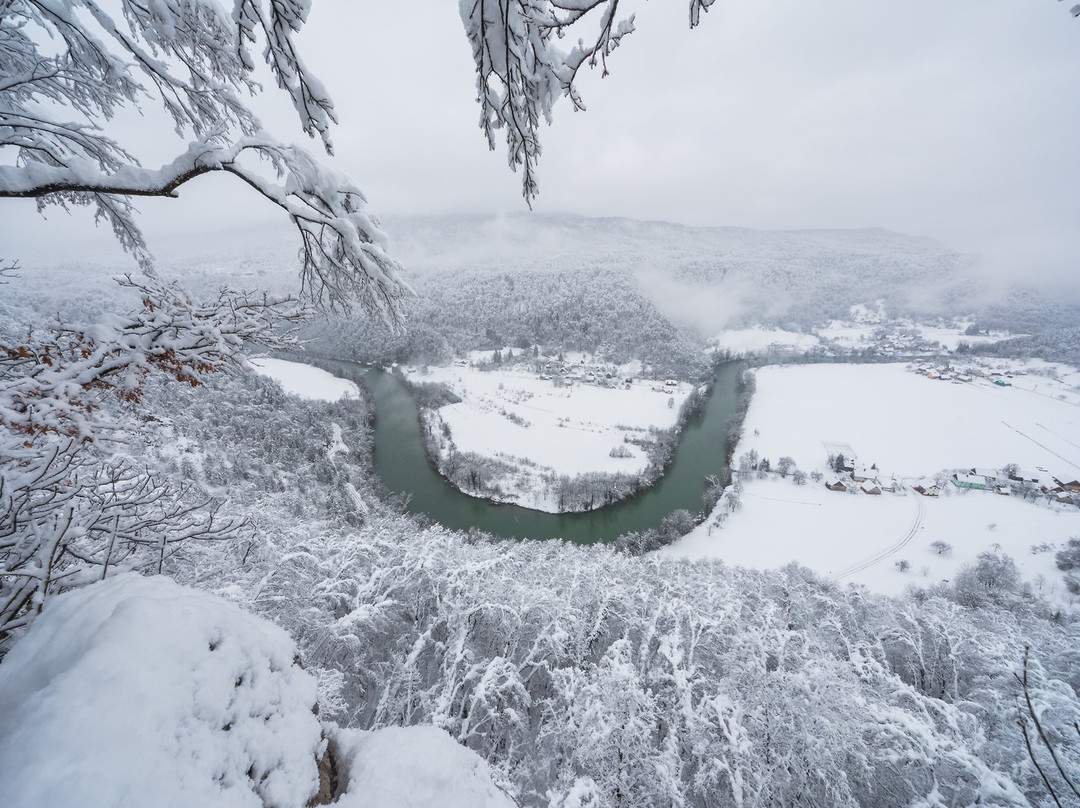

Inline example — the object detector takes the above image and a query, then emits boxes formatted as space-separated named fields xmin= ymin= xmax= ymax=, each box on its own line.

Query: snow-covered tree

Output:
xmin=0 ymin=0 xmax=407 ymax=320
xmin=0 ymin=276 xmax=306 ymax=650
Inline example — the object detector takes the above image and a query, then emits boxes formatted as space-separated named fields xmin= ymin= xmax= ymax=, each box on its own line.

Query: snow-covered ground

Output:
xmin=406 ymin=364 xmax=693 ymax=512
xmin=249 ymin=357 xmax=359 ymax=402
xmin=734 ymin=363 xmax=1080 ymax=478
xmin=0 ymin=575 xmax=515 ymax=808
xmin=664 ymin=476 xmax=1079 ymax=601
xmin=662 ymin=360 xmax=1080 ymax=604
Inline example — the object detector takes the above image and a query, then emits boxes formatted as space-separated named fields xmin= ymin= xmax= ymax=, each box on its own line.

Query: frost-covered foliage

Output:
xmin=143 ymin=370 xmax=377 ymax=527
xmin=0 ymin=0 xmax=407 ymax=319
xmin=0 ymin=573 xmax=518 ymax=808
xmin=0 ymin=440 xmax=240 ymax=651
xmin=306 ymin=266 xmax=706 ymax=378
xmin=0 ymin=279 xmax=302 ymax=651
xmin=0 ymin=276 xmax=305 ymax=439
xmin=191 ymin=504 xmax=1078 ymax=808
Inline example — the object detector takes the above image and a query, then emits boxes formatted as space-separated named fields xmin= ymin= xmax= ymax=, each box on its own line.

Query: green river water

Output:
xmin=320 ymin=359 xmax=742 ymax=543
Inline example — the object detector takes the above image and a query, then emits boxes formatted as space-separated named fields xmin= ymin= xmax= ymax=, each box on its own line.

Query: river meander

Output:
xmin=319 ymin=359 xmax=742 ymax=543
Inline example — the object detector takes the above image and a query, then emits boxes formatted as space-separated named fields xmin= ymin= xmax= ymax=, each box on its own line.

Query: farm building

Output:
xmin=952 ymin=473 xmax=988 ymax=490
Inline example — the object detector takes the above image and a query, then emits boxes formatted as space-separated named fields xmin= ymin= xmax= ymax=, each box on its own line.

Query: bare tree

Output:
xmin=1016 ymin=646 xmax=1080 ymax=806
xmin=0 ymin=442 xmax=243 ymax=652
xmin=0 ymin=276 xmax=304 ymax=650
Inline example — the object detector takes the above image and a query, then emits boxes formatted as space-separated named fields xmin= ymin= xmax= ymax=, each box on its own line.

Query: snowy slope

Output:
xmin=0 ymin=575 xmax=518 ymax=808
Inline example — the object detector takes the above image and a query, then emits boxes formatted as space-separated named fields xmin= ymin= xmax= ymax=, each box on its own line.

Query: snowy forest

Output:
xmin=3 ymin=2 xmax=1080 ymax=807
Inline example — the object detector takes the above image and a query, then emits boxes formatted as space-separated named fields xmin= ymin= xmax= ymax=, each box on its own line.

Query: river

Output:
xmin=318 ymin=359 xmax=742 ymax=543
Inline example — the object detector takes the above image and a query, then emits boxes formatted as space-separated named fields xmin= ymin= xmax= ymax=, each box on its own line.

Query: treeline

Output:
xmin=301 ymin=267 xmax=709 ymax=380
xmin=960 ymin=326 xmax=1080 ymax=368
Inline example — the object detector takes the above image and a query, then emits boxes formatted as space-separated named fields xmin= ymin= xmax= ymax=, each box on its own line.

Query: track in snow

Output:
xmin=831 ymin=491 xmax=925 ymax=581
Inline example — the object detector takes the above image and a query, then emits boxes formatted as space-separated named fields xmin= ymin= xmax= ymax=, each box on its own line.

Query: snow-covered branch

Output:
xmin=459 ymin=0 xmax=719 ymax=205
xmin=0 ymin=274 xmax=307 ymax=440
xmin=1 ymin=1 xmax=409 ymax=319
xmin=0 ymin=439 xmax=245 ymax=652
xmin=0 ymin=135 xmax=410 ymax=320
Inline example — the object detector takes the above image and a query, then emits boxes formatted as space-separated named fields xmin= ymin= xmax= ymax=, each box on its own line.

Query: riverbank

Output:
xmin=401 ymin=362 xmax=710 ymax=513
xmin=663 ymin=359 xmax=1080 ymax=604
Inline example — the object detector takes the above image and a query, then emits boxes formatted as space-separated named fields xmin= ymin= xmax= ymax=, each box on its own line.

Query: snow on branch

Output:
xmin=0 ymin=438 xmax=246 ymax=652
xmin=2 ymin=1 xmax=408 ymax=319
xmin=459 ymin=0 xmax=717 ymax=205
xmin=0 ymin=134 xmax=411 ymax=321
xmin=0 ymin=275 xmax=307 ymax=440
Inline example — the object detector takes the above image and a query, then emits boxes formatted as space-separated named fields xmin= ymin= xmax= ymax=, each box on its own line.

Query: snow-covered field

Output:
xmin=663 ymin=360 xmax=1080 ymax=603
xmin=735 ymin=363 xmax=1080 ymax=478
xmin=249 ymin=357 xmax=359 ymax=402
xmin=664 ymin=476 xmax=1079 ymax=601
xmin=406 ymin=364 xmax=692 ymax=511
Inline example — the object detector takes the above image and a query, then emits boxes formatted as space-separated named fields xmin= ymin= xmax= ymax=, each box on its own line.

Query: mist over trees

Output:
xmin=3 ymin=2 xmax=1080 ymax=806
xmin=303 ymin=266 xmax=709 ymax=379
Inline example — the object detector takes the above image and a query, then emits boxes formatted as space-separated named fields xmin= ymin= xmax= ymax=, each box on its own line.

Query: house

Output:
xmin=851 ymin=464 xmax=878 ymax=483
xmin=1056 ymin=478 xmax=1080 ymax=494
xmin=825 ymin=478 xmax=848 ymax=492
xmin=970 ymin=468 xmax=999 ymax=482
xmin=913 ymin=482 xmax=940 ymax=497
xmin=860 ymin=482 xmax=882 ymax=495
xmin=663 ymin=379 xmax=678 ymax=388
xmin=953 ymin=473 xmax=988 ymax=490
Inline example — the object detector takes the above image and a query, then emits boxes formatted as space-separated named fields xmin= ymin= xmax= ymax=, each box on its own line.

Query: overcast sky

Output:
xmin=5 ymin=0 xmax=1080 ymax=291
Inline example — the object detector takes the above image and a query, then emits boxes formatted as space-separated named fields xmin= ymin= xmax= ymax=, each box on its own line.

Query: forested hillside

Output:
xmin=964 ymin=327 xmax=1080 ymax=368
xmin=140 ymin=373 xmax=1080 ymax=807
xmin=2 ymin=276 xmax=1079 ymax=805
xmin=303 ymin=266 xmax=707 ymax=379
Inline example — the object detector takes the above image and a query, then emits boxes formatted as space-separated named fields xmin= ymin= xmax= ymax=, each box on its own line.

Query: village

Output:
xmin=906 ymin=360 xmax=1017 ymax=385
xmin=437 ymin=348 xmax=684 ymax=394
xmin=820 ymin=450 xmax=1080 ymax=507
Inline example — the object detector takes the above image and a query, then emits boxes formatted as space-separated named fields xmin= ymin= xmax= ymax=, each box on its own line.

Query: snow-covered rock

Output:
xmin=333 ymin=725 xmax=517 ymax=808
xmin=0 ymin=574 xmax=519 ymax=808
xmin=0 ymin=573 xmax=324 ymax=808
